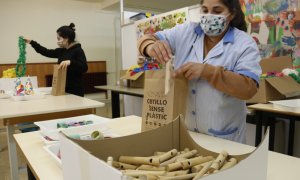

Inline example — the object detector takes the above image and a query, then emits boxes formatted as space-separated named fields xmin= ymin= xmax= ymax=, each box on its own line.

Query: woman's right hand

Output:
xmin=24 ymin=38 xmax=31 ymax=44
xmin=145 ymin=40 xmax=172 ymax=64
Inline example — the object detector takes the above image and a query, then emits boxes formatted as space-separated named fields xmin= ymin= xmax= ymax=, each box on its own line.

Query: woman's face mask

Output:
xmin=199 ymin=13 xmax=229 ymax=37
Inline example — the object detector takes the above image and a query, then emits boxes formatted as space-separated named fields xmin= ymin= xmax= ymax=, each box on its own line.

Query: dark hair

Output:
xmin=56 ymin=23 xmax=76 ymax=43
xmin=200 ymin=0 xmax=247 ymax=32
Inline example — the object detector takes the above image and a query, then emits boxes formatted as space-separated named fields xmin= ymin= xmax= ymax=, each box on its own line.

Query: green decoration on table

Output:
xmin=15 ymin=36 xmax=27 ymax=77
xmin=289 ymin=73 xmax=300 ymax=83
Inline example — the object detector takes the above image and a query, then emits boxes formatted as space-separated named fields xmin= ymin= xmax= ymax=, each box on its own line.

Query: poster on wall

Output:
xmin=240 ymin=0 xmax=300 ymax=58
xmin=135 ymin=7 xmax=189 ymax=40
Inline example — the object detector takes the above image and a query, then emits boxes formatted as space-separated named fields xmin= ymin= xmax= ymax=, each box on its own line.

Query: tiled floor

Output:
xmin=0 ymin=93 xmax=120 ymax=180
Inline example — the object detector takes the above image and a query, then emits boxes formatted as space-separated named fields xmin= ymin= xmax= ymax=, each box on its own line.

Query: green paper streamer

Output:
xmin=16 ymin=36 xmax=27 ymax=77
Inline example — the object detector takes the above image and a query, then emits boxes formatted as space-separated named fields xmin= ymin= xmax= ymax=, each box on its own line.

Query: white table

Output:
xmin=0 ymin=94 xmax=104 ymax=180
xmin=14 ymin=116 xmax=300 ymax=180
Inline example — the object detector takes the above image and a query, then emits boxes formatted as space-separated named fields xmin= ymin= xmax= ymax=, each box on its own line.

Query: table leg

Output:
xmin=27 ymin=165 xmax=36 ymax=180
xmin=7 ymin=125 xmax=19 ymax=180
xmin=255 ymin=111 xmax=263 ymax=146
xmin=111 ymin=91 xmax=120 ymax=118
xmin=288 ymin=118 xmax=295 ymax=156
xmin=268 ymin=117 xmax=276 ymax=151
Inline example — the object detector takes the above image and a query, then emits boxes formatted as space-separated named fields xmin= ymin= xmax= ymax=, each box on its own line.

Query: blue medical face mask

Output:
xmin=199 ymin=14 xmax=229 ymax=37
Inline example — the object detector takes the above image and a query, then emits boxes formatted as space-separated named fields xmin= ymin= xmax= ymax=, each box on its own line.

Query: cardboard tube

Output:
xmin=180 ymin=148 xmax=190 ymax=154
xmin=191 ymin=161 xmax=213 ymax=173
xmin=220 ymin=158 xmax=238 ymax=170
xmin=154 ymin=152 xmax=166 ymax=156
xmin=192 ymin=161 xmax=213 ymax=180
xmin=159 ymin=149 xmax=178 ymax=163
xmin=213 ymin=169 xmax=219 ymax=173
xmin=210 ymin=151 xmax=228 ymax=171
xmin=181 ymin=156 xmax=213 ymax=170
xmin=165 ymin=161 xmax=182 ymax=172
xmin=119 ymin=156 xmax=160 ymax=166
xmin=122 ymin=170 xmax=165 ymax=177
xmin=138 ymin=174 xmax=159 ymax=180
xmin=107 ymin=156 xmax=113 ymax=166
xmin=112 ymin=161 xmax=137 ymax=170
xmin=158 ymin=173 xmax=197 ymax=180
xmin=160 ymin=149 xmax=198 ymax=166
xmin=137 ymin=165 xmax=166 ymax=171
xmin=164 ymin=170 xmax=189 ymax=176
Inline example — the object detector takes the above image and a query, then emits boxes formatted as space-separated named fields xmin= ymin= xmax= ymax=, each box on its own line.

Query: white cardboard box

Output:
xmin=43 ymin=143 xmax=62 ymax=168
xmin=35 ymin=114 xmax=110 ymax=141
xmin=60 ymin=116 xmax=269 ymax=180
xmin=40 ymin=123 xmax=118 ymax=145
xmin=35 ymin=114 xmax=110 ymax=131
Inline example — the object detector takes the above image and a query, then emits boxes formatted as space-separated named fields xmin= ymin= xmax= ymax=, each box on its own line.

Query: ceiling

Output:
xmin=73 ymin=0 xmax=199 ymax=13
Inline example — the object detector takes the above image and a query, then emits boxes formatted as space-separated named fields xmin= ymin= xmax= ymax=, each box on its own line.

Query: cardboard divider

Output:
xmin=60 ymin=116 xmax=269 ymax=180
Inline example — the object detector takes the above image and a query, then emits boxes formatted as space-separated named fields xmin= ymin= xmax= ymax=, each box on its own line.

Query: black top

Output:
xmin=30 ymin=41 xmax=88 ymax=97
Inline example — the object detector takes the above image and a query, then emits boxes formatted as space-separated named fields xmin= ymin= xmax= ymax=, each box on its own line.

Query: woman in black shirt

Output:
xmin=25 ymin=23 xmax=88 ymax=97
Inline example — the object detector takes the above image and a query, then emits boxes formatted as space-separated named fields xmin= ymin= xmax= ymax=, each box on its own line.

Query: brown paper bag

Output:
xmin=141 ymin=69 xmax=188 ymax=131
xmin=51 ymin=64 xmax=67 ymax=96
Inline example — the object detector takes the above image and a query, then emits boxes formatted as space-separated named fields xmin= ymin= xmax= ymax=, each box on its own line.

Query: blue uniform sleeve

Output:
xmin=233 ymin=39 xmax=262 ymax=85
xmin=155 ymin=23 xmax=189 ymax=55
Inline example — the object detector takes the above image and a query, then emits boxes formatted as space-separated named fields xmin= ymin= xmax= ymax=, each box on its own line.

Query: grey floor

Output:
xmin=0 ymin=93 xmax=118 ymax=180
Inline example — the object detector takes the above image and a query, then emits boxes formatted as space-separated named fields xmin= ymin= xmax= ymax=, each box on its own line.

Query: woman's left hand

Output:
xmin=58 ymin=60 xmax=71 ymax=70
xmin=173 ymin=62 xmax=205 ymax=80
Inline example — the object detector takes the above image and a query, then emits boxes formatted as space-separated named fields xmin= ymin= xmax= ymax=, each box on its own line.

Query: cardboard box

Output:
xmin=120 ymin=70 xmax=144 ymax=88
xmin=51 ymin=64 xmax=67 ymax=96
xmin=247 ymin=56 xmax=300 ymax=103
xmin=60 ymin=116 xmax=269 ymax=180
xmin=35 ymin=114 xmax=110 ymax=141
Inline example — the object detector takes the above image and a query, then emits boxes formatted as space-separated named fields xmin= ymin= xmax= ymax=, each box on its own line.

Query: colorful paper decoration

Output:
xmin=14 ymin=78 xmax=25 ymax=96
xmin=25 ymin=77 xmax=34 ymax=95
xmin=57 ymin=120 xmax=93 ymax=128
xmin=127 ymin=62 xmax=163 ymax=76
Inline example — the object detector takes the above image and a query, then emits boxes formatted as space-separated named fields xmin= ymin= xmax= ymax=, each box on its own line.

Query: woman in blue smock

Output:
xmin=138 ymin=0 xmax=261 ymax=143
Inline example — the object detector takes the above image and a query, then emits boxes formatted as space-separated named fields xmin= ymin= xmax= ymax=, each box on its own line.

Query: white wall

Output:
xmin=0 ymin=0 xmax=120 ymax=84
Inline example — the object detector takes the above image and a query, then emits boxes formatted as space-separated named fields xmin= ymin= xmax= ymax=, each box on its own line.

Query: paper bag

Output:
xmin=51 ymin=64 xmax=67 ymax=96
xmin=141 ymin=69 xmax=188 ymax=131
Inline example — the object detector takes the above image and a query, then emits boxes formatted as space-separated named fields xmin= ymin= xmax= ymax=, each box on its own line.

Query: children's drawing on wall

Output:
xmin=291 ymin=32 xmax=300 ymax=68
xmin=240 ymin=0 xmax=299 ymax=58
xmin=135 ymin=8 xmax=188 ymax=39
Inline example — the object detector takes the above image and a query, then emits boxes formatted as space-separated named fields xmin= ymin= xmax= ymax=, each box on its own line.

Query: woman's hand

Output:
xmin=173 ymin=62 xmax=205 ymax=80
xmin=58 ymin=60 xmax=71 ymax=70
xmin=146 ymin=40 xmax=172 ymax=64
xmin=23 ymin=38 xmax=31 ymax=44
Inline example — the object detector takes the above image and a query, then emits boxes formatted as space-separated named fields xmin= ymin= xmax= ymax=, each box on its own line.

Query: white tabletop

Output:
xmin=248 ymin=103 xmax=300 ymax=116
xmin=0 ymin=94 xmax=104 ymax=119
xmin=14 ymin=116 xmax=300 ymax=180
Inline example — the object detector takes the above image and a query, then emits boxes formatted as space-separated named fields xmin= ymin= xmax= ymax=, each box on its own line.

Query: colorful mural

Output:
xmin=240 ymin=0 xmax=300 ymax=58
xmin=135 ymin=8 xmax=188 ymax=39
